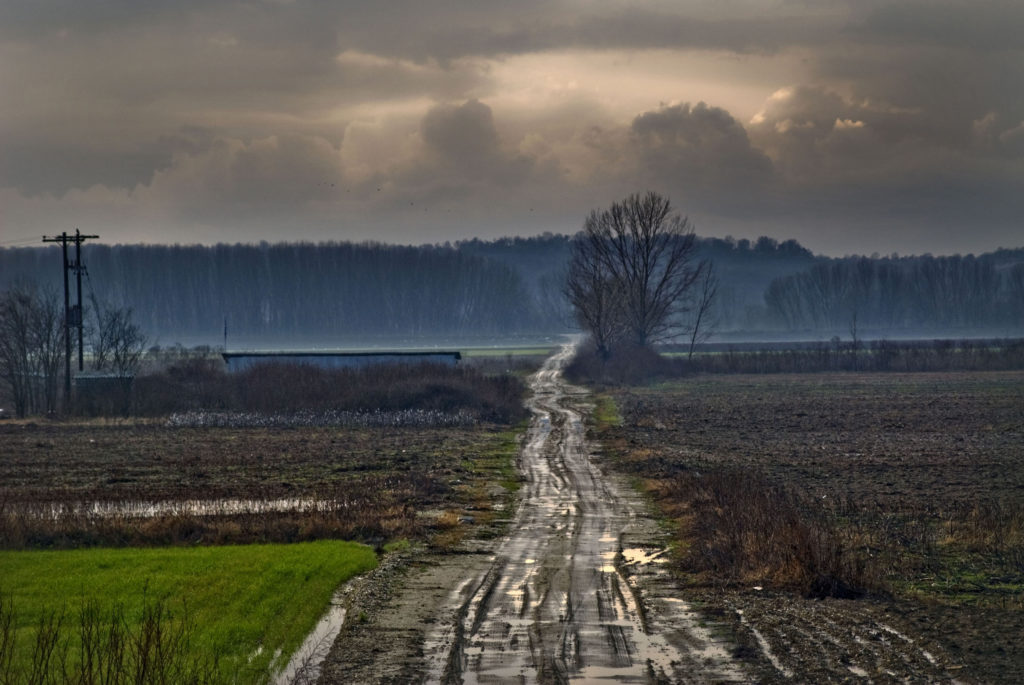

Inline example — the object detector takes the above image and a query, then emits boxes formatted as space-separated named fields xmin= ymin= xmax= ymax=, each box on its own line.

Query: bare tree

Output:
xmin=91 ymin=306 xmax=147 ymax=377
xmin=0 ymin=285 xmax=66 ymax=416
xmin=33 ymin=290 xmax=65 ymax=414
xmin=0 ymin=287 xmax=35 ymax=417
xmin=686 ymin=262 xmax=719 ymax=360
xmin=564 ymin=238 xmax=627 ymax=359
xmin=569 ymin=191 xmax=706 ymax=350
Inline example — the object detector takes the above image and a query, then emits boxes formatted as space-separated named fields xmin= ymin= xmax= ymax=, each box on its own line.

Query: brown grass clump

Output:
xmin=658 ymin=470 xmax=884 ymax=598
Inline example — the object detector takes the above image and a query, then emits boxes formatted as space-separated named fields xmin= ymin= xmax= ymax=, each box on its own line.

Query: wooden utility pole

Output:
xmin=42 ymin=229 xmax=99 ymax=409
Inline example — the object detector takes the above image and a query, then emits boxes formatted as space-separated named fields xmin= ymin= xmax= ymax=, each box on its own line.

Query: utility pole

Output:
xmin=42 ymin=229 xmax=99 ymax=409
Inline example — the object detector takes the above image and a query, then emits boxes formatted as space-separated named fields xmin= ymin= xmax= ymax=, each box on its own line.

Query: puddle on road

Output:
xmin=272 ymin=591 xmax=348 ymax=685
xmin=620 ymin=547 xmax=667 ymax=566
xmin=423 ymin=342 xmax=751 ymax=683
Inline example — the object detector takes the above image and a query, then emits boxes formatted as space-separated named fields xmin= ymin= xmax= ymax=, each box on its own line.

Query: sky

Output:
xmin=1 ymin=0 xmax=1022 ymax=256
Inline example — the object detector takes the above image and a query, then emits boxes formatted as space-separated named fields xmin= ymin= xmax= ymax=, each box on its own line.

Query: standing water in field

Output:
xmin=422 ymin=343 xmax=745 ymax=683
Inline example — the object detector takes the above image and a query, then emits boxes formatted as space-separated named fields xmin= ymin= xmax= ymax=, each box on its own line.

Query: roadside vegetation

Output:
xmin=567 ymin=337 xmax=1024 ymax=385
xmin=73 ymin=358 xmax=526 ymax=423
xmin=0 ymin=541 xmax=376 ymax=683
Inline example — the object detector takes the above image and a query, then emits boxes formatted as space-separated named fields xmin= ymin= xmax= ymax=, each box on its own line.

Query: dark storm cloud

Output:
xmin=0 ymin=0 xmax=844 ymax=59
xmin=630 ymin=103 xmax=774 ymax=198
xmin=0 ymin=141 xmax=172 ymax=196
xmin=420 ymin=100 xmax=531 ymax=184
xmin=1 ymin=0 xmax=1022 ymax=254
xmin=851 ymin=0 xmax=1024 ymax=52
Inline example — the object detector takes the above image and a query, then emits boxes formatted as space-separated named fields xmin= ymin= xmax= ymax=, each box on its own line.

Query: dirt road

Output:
xmin=419 ymin=344 xmax=744 ymax=683
xmin=319 ymin=344 xmax=970 ymax=683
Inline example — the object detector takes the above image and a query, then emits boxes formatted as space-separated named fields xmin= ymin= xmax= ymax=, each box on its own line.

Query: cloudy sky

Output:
xmin=2 ymin=0 xmax=1022 ymax=255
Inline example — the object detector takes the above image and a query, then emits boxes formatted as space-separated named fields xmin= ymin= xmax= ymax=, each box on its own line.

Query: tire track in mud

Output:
xmin=725 ymin=593 xmax=962 ymax=682
xmin=423 ymin=343 xmax=745 ymax=683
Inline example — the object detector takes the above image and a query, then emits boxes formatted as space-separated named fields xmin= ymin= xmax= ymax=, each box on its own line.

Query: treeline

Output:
xmin=684 ymin=338 xmax=1024 ymax=375
xmin=0 ymin=242 xmax=553 ymax=343
xmin=765 ymin=253 xmax=1024 ymax=333
xmin=3 ymin=237 xmax=1023 ymax=343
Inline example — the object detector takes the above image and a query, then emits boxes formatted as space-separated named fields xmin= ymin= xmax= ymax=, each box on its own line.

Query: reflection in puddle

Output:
xmin=12 ymin=497 xmax=349 ymax=520
xmin=621 ymin=547 xmax=667 ymax=566
xmin=424 ymin=342 xmax=749 ymax=682
xmin=273 ymin=594 xmax=347 ymax=685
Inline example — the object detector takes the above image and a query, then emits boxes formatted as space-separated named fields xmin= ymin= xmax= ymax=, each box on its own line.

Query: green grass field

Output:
xmin=0 ymin=540 xmax=377 ymax=682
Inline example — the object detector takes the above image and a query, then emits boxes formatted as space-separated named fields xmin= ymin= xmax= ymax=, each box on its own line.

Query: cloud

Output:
xmin=1 ymin=1 xmax=1023 ymax=254
xmin=630 ymin=102 xmax=774 ymax=200
xmin=133 ymin=133 xmax=346 ymax=227
xmin=851 ymin=0 xmax=1024 ymax=52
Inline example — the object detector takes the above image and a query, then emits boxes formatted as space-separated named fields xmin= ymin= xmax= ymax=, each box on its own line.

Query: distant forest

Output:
xmin=2 ymin=236 xmax=1022 ymax=345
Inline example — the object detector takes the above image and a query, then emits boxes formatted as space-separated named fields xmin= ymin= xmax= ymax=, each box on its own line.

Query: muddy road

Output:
xmin=319 ymin=344 xmax=969 ymax=684
xmin=419 ymin=344 xmax=743 ymax=683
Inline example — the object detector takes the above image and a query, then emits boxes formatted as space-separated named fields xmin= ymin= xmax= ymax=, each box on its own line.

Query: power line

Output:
xmin=41 ymin=229 xmax=99 ymax=410
xmin=0 ymin=235 xmax=43 ymax=246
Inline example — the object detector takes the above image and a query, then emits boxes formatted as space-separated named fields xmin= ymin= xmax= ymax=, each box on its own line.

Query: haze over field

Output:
xmin=2 ymin=1 xmax=1022 ymax=256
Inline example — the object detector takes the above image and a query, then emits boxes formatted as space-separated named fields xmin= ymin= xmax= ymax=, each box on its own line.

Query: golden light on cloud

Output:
xmin=485 ymin=49 xmax=807 ymax=124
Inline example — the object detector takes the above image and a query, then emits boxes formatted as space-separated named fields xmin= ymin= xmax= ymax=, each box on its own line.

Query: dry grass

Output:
xmin=83 ymin=359 xmax=528 ymax=424
xmin=653 ymin=471 xmax=884 ymax=598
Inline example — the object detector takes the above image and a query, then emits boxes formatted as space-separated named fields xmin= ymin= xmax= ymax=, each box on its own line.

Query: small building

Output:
xmin=221 ymin=350 xmax=462 ymax=372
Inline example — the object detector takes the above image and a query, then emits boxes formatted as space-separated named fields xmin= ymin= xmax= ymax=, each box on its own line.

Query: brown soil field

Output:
xmin=597 ymin=370 xmax=1024 ymax=682
xmin=0 ymin=421 xmax=521 ymax=549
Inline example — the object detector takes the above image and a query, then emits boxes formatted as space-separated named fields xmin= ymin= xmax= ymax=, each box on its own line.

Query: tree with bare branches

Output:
xmin=0 ymin=285 xmax=66 ymax=416
xmin=567 ymin=192 xmax=707 ymax=353
xmin=91 ymin=306 xmax=147 ymax=378
xmin=564 ymin=238 xmax=626 ymax=359
xmin=686 ymin=262 xmax=719 ymax=359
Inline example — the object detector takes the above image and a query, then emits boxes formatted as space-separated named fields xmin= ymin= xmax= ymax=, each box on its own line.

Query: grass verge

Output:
xmin=0 ymin=540 xmax=376 ymax=682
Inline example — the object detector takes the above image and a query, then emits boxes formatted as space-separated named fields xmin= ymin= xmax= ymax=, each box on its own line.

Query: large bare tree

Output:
xmin=564 ymin=238 xmax=626 ymax=359
xmin=567 ymin=192 xmax=706 ymax=351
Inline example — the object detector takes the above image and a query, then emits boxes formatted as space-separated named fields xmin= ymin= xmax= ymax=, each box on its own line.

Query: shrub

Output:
xmin=82 ymin=360 xmax=528 ymax=424
xmin=658 ymin=470 xmax=885 ymax=598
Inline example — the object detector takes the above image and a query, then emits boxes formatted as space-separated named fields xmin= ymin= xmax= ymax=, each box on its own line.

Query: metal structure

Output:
xmin=41 ymin=229 xmax=99 ymax=407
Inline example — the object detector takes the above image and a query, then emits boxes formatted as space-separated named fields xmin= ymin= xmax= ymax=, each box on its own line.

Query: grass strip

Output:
xmin=0 ymin=540 xmax=377 ymax=682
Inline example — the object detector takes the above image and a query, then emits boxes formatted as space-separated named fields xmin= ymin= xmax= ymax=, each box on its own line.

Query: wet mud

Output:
xmin=319 ymin=345 xmax=971 ymax=683
xmin=419 ymin=344 xmax=744 ymax=683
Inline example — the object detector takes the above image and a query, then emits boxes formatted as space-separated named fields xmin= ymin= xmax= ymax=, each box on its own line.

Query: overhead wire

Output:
xmin=0 ymin=235 xmax=44 ymax=247
xmin=84 ymin=264 xmax=105 ymax=332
